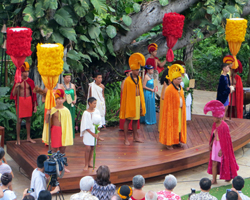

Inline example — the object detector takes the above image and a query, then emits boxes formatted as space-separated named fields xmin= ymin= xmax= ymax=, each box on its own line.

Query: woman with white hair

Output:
xmin=131 ymin=175 xmax=145 ymax=200
xmin=157 ymin=175 xmax=181 ymax=200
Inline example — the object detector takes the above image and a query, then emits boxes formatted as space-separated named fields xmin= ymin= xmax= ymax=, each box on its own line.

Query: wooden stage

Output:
xmin=6 ymin=114 xmax=250 ymax=191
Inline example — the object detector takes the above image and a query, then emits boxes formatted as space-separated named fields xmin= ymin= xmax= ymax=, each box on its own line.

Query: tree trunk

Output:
xmin=184 ymin=44 xmax=194 ymax=78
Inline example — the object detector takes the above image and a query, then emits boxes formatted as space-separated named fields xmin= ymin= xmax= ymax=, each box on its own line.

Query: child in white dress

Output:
xmin=80 ymin=97 xmax=102 ymax=170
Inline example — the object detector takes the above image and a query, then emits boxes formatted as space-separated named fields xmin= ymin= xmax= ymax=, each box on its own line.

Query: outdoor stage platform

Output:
xmin=6 ymin=114 xmax=250 ymax=191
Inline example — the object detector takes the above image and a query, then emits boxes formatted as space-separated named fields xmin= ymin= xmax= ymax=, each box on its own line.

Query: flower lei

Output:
xmin=37 ymin=43 xmax=64 ymax=77
xmin=225 ymin=18 xmax=247 ymax=43
xmin=117 ymin=186 xmax=133 ymax=199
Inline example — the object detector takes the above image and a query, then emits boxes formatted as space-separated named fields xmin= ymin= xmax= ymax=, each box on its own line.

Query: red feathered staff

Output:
xmin=162 ymin=12 xmax=185 ymax=62
xmin=6 ymin=27 xmax=32 ymax=83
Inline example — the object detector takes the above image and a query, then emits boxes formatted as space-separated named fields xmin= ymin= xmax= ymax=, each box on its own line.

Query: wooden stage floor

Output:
xmin=6 ymin=114 xmax=250 ymax=191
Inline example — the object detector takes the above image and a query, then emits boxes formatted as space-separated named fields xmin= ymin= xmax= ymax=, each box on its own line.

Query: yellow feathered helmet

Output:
xmin=166 ymin=64 xmax=184 ymax=81
xmin=129 ymin=53 xmax=145 ymax=70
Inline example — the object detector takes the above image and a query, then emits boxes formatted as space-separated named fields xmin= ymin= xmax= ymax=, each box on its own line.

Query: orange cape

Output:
xmin=159 ymin=84 xmax=186 ymax=145
xmin=119 ymin=76 xmax=146 ymax=119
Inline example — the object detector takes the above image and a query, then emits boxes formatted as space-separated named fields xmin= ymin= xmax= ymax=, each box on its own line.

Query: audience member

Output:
xmin=221 ymin=176 xmax=249 ymax=200
xmin=30 ymin=155 xmax=60 ymax=200
xmin=23 ymin=194 xmax=35 ymax=200
xmin=190 ymin=178 xmax=217 ymax=200
xmin=131 ymin=175 xmax=145 ymax=200
xmin=157 ymin=174 xmax=180 ymax=200
xmin=117 ymin=185 xmax=132 ymax=200
xmin=145 ymin=191 xmax=158 ymax=200
xmin=226 ymin=190 xmax=241 ymax=200
xmin=91 ymin=165 xmax=116 ymax=200
xmin=70 ymin=176 xmax=98 ymax=200
xmin=111 ymin=194 xmax=122 ymax=200
xmin=0 ymin=173 xmax=15 ymax=200
xmin=37 ymin=190 xmax=51 ymax=200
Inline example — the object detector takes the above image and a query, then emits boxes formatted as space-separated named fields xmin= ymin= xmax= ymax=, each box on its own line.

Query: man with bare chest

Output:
xmin=10 ymin=62 xmax=37 ymax=145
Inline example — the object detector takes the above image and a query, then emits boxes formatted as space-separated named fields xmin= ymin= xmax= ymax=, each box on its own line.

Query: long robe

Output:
xmin=217 ymin=74 xmax=230 ymax=105
xmin=227 ymin=74 xmax=243 ymax=118
xmin=119 ymin=76 xmax=146 ymax=119
xmin=181 ymin=74 xmax=192 ymax=121
xmin=42 ymin=106 xmax=73 ymax=146
xmin=146 ymin=57 xmax=164 ymax=74
xmin=159 ymin=84 xmax=186 ymax=146
xmin=207 ymin=121 xmax=239 ymax=180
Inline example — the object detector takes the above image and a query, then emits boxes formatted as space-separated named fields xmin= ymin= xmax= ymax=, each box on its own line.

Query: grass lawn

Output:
xmin=181 ymin=178 xmax=250 ymax=200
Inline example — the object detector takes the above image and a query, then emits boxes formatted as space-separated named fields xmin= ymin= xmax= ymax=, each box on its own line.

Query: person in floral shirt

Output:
xmin=157 ymin=175 xmax=181 ymax=200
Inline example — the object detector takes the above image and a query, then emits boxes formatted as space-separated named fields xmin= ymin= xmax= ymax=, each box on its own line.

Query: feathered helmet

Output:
xmin=166 ymin=64 xmax=184 ymax=81
xmin=21 ymin=62 xmax=30 ymax=72
xmin=54 ymin=89 xmax=65 ymax=99
xmin=204 ymin=100 xmax=225 ymax=118
xmin=223 ymin=55 xmax=235 ymax=64
xmin=117 ymin=185 xmax=133 ymax=200
xmin=147 ymin=43 xmax=158 ymax=53
xmin=129 ymin=53 xmax=145 ymax=70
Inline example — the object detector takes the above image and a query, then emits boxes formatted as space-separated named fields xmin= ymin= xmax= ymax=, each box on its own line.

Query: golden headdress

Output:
xmin=223 ymin=55 xmax=235 ymax=64
xmin=166 ymin=64 xmax=184 ymax=81
xmin=129 ymin=53 xmax=145 ymax=70
xmin=21 ymin=62 xmax=30 ymax=72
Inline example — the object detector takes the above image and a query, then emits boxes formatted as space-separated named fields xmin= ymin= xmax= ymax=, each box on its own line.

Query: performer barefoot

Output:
xmin=45 ymin=89 xmax=73 ymax=171
xmin=119 ymin=53 xmax=146 ymax=145
xmin=159 ymin=64 xmax=186 ymax=150
xmin=80 ymin=97 xmax=102 ymax=170
xmin=61 ymin=72 xmax=77 ymax=138
xmin=204 ymin=100 xmax=239 ymax=184
xmin=119 ymin=70 xmax=140 ymax=131
xmin=146 ymin=43 xmax=166 ymax=74
xmin=10 ymin=62 xmax=37 ymax=145
xmin=88 ymin=72 xmax=106 ymax=127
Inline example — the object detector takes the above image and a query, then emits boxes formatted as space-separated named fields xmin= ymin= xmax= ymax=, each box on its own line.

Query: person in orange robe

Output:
xmin=119 ymin=53 xmax=146 ymax=145
xmin=227 ymin=59 xmax=243 ymax=119
xmin=146 ymin=43 xmax=166 ymax=74
xmin=10 ymin=62 xmax=37 ymax=145
xmin=119 ymin=70 xmax=140 ymax=131
xmin=159 ymin=64 xmax=186 ymax=149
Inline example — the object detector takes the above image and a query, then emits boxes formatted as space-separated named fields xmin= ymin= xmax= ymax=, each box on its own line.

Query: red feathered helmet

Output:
xmin=223 ymin=55 xmax=234 ymax=64
xmin=147 ymin=43 xmax=158 ymax=53
xmin=235 ymin=59 xmax=243 ymax=73
xmin=55 ymin=89 xmax=65 ymax=99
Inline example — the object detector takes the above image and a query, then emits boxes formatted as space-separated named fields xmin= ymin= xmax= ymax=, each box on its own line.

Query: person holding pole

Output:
xmin=10 ymin=62 xmax=37 ymax=145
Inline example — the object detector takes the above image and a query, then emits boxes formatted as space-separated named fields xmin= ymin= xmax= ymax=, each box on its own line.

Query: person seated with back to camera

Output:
xmin=145 ymin=191 xmax=158 ymax=200
xmin=131 ymin=175 xmax=146 ymax=200
xmin=30 ymin=155 xmax=60 ymax=200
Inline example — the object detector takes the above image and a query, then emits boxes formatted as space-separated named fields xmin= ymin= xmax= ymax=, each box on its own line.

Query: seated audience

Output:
xmin=70 ymin=176 xmax=98 ymax=200
xmin=145 ymin=191 xmax=158 ymax=200
xmin=0 ymin=173 xmax=16 ymax=200
xmin=30 ymin=155 xmax=60 ymax=199
xmin=226 ymin=190 xmax=241 ymax=200
xmin=111 ymin=194 xmax=122 ymax=200
xmin=221 ymin=176 xmax=249 ymax=200
xmin=131 ymin=175 xmax=145 ymax=200
xmin=117 ymin=185 xmax=132 ymax=200
xmin=157 ymin=174 xmax=180 ymax=200
xmin=190 ymin=178 xmax=217 ymax=200
xmin=37 ymin=190 xmax=51 ymax=200
xmin=91 ymin=165 xmax=116 ymax=200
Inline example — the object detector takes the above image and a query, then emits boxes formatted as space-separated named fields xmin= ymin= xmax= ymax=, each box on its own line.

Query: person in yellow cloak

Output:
xmin=159 ymin=64 xmax=186 ymax=149
xmin=119 ymin=53 xmax=146 ymax=145
xmin=44 ymin=89 xmax=73 ymax=154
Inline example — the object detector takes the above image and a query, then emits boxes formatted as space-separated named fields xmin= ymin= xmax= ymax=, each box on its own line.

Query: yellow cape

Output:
xmin=42 ymin=106 xmax=73 ymax=146
xmin=119 ymin=76 xmax=146 ymax=119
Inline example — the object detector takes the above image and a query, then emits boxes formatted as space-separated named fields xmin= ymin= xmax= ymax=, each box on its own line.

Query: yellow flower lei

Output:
xmin=225 ymin=18 xmax=247 ymax=43
xmin=117 ymin=186 xmax=133 ymax=199
xmin=37 ymin=43 xmax=64 ymax=77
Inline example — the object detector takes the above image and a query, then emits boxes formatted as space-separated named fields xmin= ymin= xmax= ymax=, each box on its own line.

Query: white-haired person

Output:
xmin=131 ymin=175 xmax=146 ymax=200
xmin=145 ymin=191 xmax=158 ymax=200
xmin=70 ymin=176 xmax=98 ymax=200
xmin=157 ymin=174 xmax=180 ymax=200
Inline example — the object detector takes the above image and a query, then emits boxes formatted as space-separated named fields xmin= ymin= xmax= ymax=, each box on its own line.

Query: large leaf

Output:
xmin=63 ymin=62 xmax=70 ymax=71
xmin=193 ymin=28 xmax=204 ymax=39
xmin=159 ymin=0 xmax=169 ymax=6
xmin=106 ymin=25 xmax=117 ymax=39
xmin=52 ymin=32 xmax=64 ymax=44
xmin=11 ymin=0 xmax=25 ymax=3
xmin=59 ymin=27 xmax=77 ymax=42
xmin=0 ymin=102 xmax=11 ymax=111
xmin=54 ymin=8 xmax=73 ymax=27
xmin=107 ymin=39 xmax=115 ymax=56
xmin=88 ymin=25 xmax=101 ymax=39
xmin=222 ymin=5 xmax=239 ymax=18
xmin=49 ymin=0 xmax=58 ymax=9
xmin=125 ymin=7 xmax=133 ymax=14
xmin=212 ymin=13 xmax=222 ymax=26
xmin=0 ymin=87 xmax=9 ymax=97
xmin=235 ymin=0 xmax=248 ymax=5
xmin=23 ymin=5 xmax=36 ymax=23
xmin=95 ymin=46 xmax=104 ymax=57
xmin=79 ymin=35 xmax=90 ymax=42
xmin=0 ymin=110 xmax=16 ymax=120
xmin=67 ymin=59 xmax=83 ymax=72
xmin=67 ymin=50 xmax=81 ymax=61
xmin=90 ymin=0 xmax=107 ymax=14
xmin=79 ymin=52 xmax=92 ymax=62
xmin=133 ymin=3 xmax=140 ymax=13
xmin=43 ymin=0 xmax=51 ymax=9
xmin=35 ymin=1 xmax=44 ymax=18
xmin=207 ymin=5 xmax=215 ymax=14
xmin=122 ymin=15 xmax=132 ymax=26
xmin=88 ymin=50 xmax=99 ymax=60
xmin=204 ymin=0 xmax=215 ymax=5
xmin=74 ymin=2 xmax=87 ymax=17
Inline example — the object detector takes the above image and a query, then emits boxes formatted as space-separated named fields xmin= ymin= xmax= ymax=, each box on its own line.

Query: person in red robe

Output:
xmin=119 ymin=70 xmax=140 ymax=131
xmin=204 ymin=100 xmax=239 ymax=184
xmin=146 ymin=43 xmax=166 ymax=74
xmin=10 ymin=62 xmax=37 ymax=145
xmin=227 ymin=59 xmax=243 ymax=118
